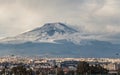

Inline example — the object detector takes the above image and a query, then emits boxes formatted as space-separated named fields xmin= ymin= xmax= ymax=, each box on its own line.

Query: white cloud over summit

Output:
xmin=0 ymin=0 xmax=120 ymax=43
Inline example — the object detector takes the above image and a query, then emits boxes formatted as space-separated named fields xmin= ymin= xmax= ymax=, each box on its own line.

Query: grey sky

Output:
xmin=0 ymin=0 xmax=120 ymax=42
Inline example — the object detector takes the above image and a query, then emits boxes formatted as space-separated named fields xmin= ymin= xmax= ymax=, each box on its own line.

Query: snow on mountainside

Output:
xmin=0 ymin=22 xmax=83 ymax=44
xmin=0 ymin=22 xmax=120 ymax=57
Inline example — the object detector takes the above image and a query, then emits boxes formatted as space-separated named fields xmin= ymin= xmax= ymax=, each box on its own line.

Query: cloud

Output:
xmin=77 ymin=0 xmax=120 ymax=34
xmin=0 ymin=0 xmax=119 ymax=43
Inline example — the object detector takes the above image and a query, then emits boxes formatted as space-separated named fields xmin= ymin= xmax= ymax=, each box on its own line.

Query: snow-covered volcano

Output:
xmin=0 ymin=22 xmax=120 ymax=57
xmin=1 ymin=22 xmax=79 ymax=44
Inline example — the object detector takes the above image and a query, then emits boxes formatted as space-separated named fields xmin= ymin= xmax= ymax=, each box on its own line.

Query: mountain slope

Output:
xmin=0 ymin=40 xmax=119 ymax=57
xmin=1 ymin=22 xmax=79 ymax=44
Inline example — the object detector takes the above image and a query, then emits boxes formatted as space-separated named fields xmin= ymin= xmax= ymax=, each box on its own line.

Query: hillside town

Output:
xmin=0 ymin=56 xmax=119 ymax=75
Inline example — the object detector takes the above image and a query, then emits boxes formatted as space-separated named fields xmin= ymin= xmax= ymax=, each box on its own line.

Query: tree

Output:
xmin=90 ymin=64 xmax=108 ymax=74
xmin=57 ymin=68 xmax=64 ymax=75
xmin=76 ymin=61 xmax=89 ymax=75
xmin=11 ymin=65 xmax=32 ymax=75
xmin=117 ymin=68 xmax=120 ymax=75
xmin=68 ymin=70 xmax=75 ymax=75
xmin=76 ymin=61 xmax=109 ymax=75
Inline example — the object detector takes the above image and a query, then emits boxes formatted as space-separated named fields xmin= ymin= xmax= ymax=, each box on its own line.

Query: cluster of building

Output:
xmin=0 ymin=56 xmax=120 ymax=75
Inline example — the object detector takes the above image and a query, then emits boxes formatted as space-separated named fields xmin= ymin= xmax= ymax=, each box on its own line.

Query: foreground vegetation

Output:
xmin=1 ymin=61 xmax=120 ymax=75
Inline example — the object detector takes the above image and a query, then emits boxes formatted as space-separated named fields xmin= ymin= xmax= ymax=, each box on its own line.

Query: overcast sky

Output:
xmin=0 ymin=0 xmax=120 ymax=42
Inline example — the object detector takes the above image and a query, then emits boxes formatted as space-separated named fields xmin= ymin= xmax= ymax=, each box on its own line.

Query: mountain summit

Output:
xmin=26 ymin=22 xmax=77 ymax=36
xmin=30 ymin=22 xmax=77 ymax=36
xmin=1 ymin=22 xmax=78 ymax=43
